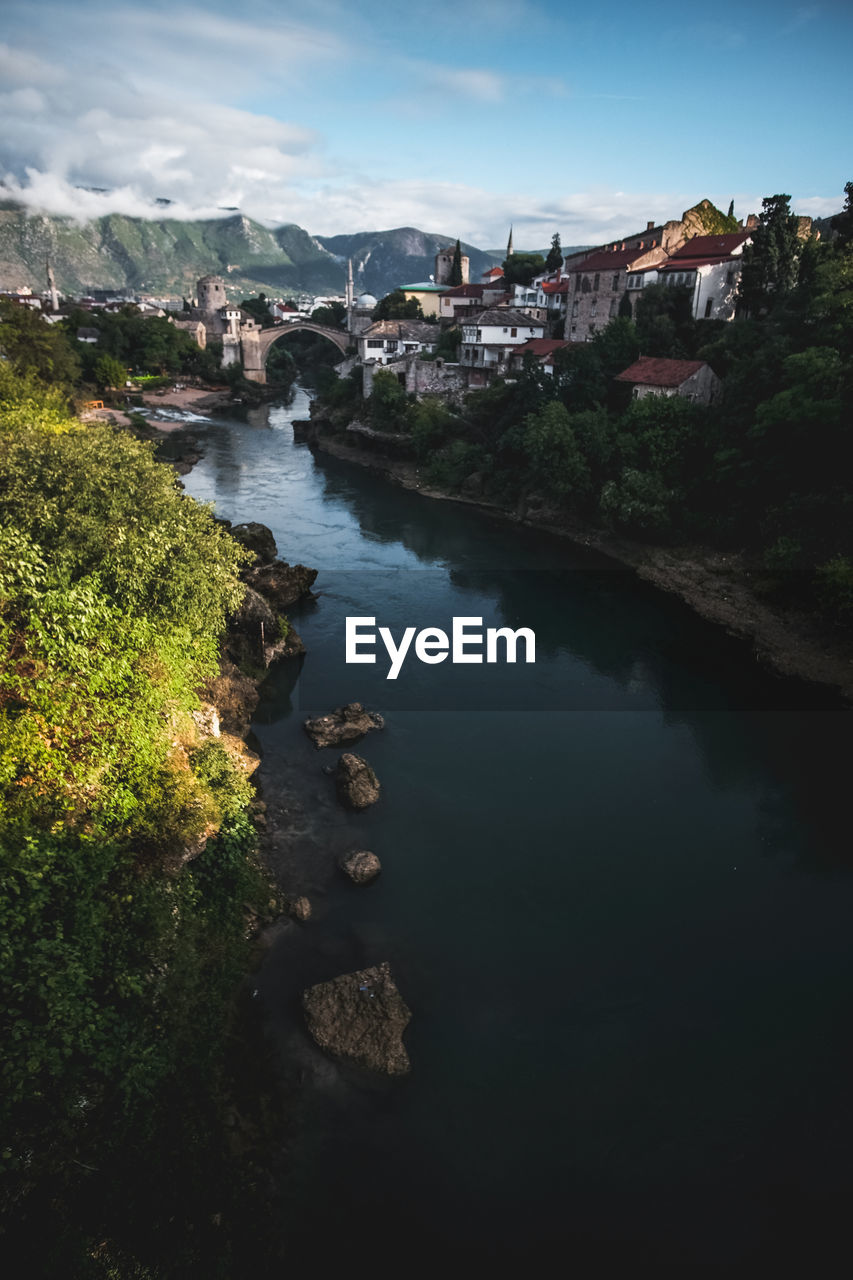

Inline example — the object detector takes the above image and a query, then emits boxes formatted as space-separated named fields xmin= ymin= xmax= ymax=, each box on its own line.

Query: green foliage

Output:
xmin=0 ymin=299 xmax=81 ymax=387
xmin=409 ymin=397 xmax=457 ymax=458
xmin=600 ymin=468 xmax=677 ymax=537
xmin=545 ymin=233 xmax=563 ymax=273
xmin=449 ymin=239 xmax=464 ymax=287
xmin=739 ymin=194 xmax=804 ymax=315
xmin=238 ymin=294 xmax=273 ymax=327
xmin=501 ymin=252 xmax=547 ymax=288
xmin=94 ymin=353 xmax=129 ymax=391
xmin=0 ymin=362 xmax=75 ymax=435
xmin=368 ymin=368 xmax=409 ymax=429
xmin=310 ymin=300 xmax=347 ymax=328
xmin=372 ymin=289 xmax=424 ymax=321
xmin=523 ymin=400 xmax=591 ymax=501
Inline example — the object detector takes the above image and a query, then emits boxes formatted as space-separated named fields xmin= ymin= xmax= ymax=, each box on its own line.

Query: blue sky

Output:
xmin=0 ymin=0 xmax=850 ymax=245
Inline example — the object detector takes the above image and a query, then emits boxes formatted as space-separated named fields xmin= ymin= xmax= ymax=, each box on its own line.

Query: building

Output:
xmin=270 ymin=300 xmax=300 ymax=322
xmin=614 ymin=356 xmax=721 ymax=405
xmin=508 ymin=338 xmax=570 ymax=375
xmin=398 ymin=282 xmax=446 ymax=319
xmin=563 ymin=241 xmax=667 ymax=342
xmin=438 ymin=281 xmax=507 ymax=322
xmin=657 ymin=232 xmax=751 ymax=321
xmin=358 ymin=319 xmax=438 ymax=365
xmin=460 ymin=308 xmax=547 ymax=386
xmin=434 ymin=244 xmax=470 ymax=286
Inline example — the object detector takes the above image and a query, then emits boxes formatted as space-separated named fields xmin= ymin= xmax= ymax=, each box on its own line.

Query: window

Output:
xmin=590 ymin=303 xmax=597 ymax=317
xmin=476 ymin=329 xmax=482 ymax=341
xmin=588 ymin=322 xmax=596 ymax=334
xmin=572 ymin=300 xmax=578 ymax=316
xmin=510 ymin=327 xmax=517 ymax=337
xmin=593 ymin=273 xmax=600 ymax=291
xmin=571 ymin=324 xmax=577 ymax=335
xmin=704 ymin=298 xmax=713 ymax=318
xmin=609 ymin=299 xmax=617 ymax=318
xmin=612 ymin=274 xmax=620 ymax=291
xmin=386 ymin=340 xmax=398 ymax=352
xmin=367 ymin=339 xmax=383 ymax=348
xmin=726 ymin=269 xmax=734 ymax=285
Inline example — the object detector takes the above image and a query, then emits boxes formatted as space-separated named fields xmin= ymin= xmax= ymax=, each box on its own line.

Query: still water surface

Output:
xmin=180 ymin=389 xmax=852 ymax=1268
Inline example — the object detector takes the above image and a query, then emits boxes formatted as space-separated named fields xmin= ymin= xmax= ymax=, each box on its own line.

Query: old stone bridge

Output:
xmin=241 ymin=321 xmax=350 ymax=383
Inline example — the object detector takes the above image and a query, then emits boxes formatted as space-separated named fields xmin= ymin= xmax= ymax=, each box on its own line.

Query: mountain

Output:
xmin=315 ymin=227 xmax=497 ymax=297
xmin=0 ymin=206 xmax=345 ymax=299
xmin=0 ymin=206 xmax=515 ymax=301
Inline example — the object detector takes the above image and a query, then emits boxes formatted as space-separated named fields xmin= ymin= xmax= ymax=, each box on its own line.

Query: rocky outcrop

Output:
xmin=304 ymin=702 xmax=385 ymax=749
xmin=302 ymin=962 xmax=411 ymax=1075
xmin=287 ymin=895 xmax=312 ymax=923
xmin=204 ymin=658 xmax=259 ymax=738
xmin=335 ymin=753 xmax=381 ymax=810
xmin=245 ymin=560 xmax=317 ymax=611
xmin=339 ymin=850 xmax=382 ymax=884
xmin=230 ymin=521 xmax=278 ymax=565
xmin=226 ymin=585 xmax=306 ymax=670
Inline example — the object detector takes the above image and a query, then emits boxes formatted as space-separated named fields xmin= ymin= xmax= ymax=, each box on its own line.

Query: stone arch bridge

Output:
xmin=242 ymin=321 xmax=350 ymax=383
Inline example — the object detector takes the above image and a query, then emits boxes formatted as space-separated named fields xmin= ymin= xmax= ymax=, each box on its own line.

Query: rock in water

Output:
xmin=304 ymin=702 xmax=385 ymax=749
xmin=339 ymin=849 xmax=382 ymax=884
xmin=230 ymin=521 xmax=278 ymax=564
xmin=302 ymin=962 xmax=411 ymax=1075
xmin=335 ymin=753 xmax=381 ymax=810
xmin=246 ymin=560 xmax=317 ymax=610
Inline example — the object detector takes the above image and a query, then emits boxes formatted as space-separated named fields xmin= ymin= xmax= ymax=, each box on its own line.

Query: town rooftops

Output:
xmin=572 ymin=245 xmax=662 ymax=272
xmin=615 ymin=356 xmax=707 ymax=387
xmin=361 ymin=319 xmax=438 ymax=341
xmin=659 ymin=232 xmax=751 ymax=271
xmin=513 ymin=338 xmax=570 ymax=357
xmin=463 ymin=308 xmax=546 ymax=328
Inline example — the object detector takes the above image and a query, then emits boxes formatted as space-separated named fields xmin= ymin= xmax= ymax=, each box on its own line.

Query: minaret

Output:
xmin=46 ymin=257 xmax=59 ymax=312
xmin=345 ymin=257 xmax=354 ymax=332
xmin=506 ymin=225 xmax=514 ymax=257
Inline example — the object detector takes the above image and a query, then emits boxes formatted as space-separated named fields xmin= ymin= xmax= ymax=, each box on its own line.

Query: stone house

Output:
xmin=358 ymin=319 xmax=438 ymax=365
xmin=460 ymin=308 xmax=546 ymax=386
xmin=563 ymin=242 xmax=667 ymax=342
xmin=507 ymin=338 xmax=570 ymax=375
xmin=614 ymin=356 xmax=721 ymax=405
xmin=438 ymin=281 xmax=507 ymax=322
xmin=657 ymin=232 xmax=751 ymax=321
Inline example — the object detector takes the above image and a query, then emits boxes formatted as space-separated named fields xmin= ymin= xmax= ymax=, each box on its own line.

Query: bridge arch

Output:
xmin=242 ymin=321 xmax=350 ymax=383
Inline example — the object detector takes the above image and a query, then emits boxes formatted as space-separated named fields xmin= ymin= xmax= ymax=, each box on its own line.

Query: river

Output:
xmin=177 ymin=387 xmax=852 ymax=1269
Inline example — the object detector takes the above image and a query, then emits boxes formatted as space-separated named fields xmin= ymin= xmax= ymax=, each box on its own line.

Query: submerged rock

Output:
xmin=335 ymin=753 xmax=380 ymax=810
xmin=302 ymin=962 xmax=411 ymax=1075
xmin=288 ymin=895 xmax=312 ymax=923
xmin=230 ymin=521 xmax=278 ymax=565
xmin=304 ymin=702 xmax=385 ymax=749
xmin=339 ymin=849 xmax=382 ymax=884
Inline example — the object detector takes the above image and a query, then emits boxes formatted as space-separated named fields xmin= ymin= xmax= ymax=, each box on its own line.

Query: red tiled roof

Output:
xmin=659 ymin=256 xmax=742 ymax=272
xmin=483 ymin=267 xmax=504 ymax=277
xmin=615 ymin=356 xmax=706 ymax=387
xmin=541 ymin=279 xmax=571 ymax=294
xmin=666 ymin=232 xmax=750 ymax=262
xmin=572 ymin=246 xmax=659 ymax=272
xmin=513 ymin=339 xmax=570 ymax=357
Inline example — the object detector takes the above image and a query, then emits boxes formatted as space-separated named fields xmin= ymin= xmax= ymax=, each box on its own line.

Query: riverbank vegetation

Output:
xmin=0 ymin=358 xmax=283 ymax=1274
xmin=317 ymin=193 xmax=852 ymax=629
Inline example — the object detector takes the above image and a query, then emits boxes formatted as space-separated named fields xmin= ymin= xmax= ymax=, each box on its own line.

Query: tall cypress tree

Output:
xmin=450 ymin=239 xmax=463 ymax=286
xmin=546 ymin=232 xmax=563 ymax=272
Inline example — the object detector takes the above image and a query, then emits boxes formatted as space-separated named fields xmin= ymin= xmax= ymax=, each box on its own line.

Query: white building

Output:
xmin=358 ymin=319 xmax=438 ymax=365
xmin=460 ymin=308 xmax=546 ymax=386
xmin=657 ymin=232 xmax=751 ymax=321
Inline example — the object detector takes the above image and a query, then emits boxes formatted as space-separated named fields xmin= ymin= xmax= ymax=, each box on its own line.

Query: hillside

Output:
xmin=0 ymin=206 xmax=528 ymax=301
xmin=315 ymin=227 xmax=497 ymax=296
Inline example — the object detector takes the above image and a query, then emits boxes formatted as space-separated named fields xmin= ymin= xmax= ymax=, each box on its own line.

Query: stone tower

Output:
xmin=197 ymin=274 xmax=227 ymax=312
xmin=434 ymin=243 xmax=470 ymax=286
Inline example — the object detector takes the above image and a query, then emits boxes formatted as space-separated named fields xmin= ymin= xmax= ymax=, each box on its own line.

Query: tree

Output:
xmin=545 ymin=233 xmax=563 ymax=273
xmin=738 ymin=194 xmax=803 ymax=316
xmin=831 ymin=180 xmax=853 ymax=247
xmin=310 ymin=301 xmax=347 ymax=328
xmin=0 ymin=300 xmax=81 ymax=387
xmin=501 ymin=253 xmax=547 ymax=288
xmin=93 ymin=353 xmax=128 ymax=391
xmin=239 ymin=294 xmax=274 ymax=327
xmin=372 ymin=290 xmax=424 ymax=321
xmin=450 ymin=240 xmax=463 ymax=287
xmin=727 ymin=199 xmax=735 ymax=220
xmin=523 ymin=400 xmax=590 ymax=501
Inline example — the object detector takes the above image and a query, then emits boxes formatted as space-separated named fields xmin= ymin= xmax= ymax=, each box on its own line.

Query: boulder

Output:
xmin=304 ymin=702 xmax=385 ymax=749
xmin=302 ymin=962 xmax=411 ymax=1075
xmin=204 ymin=659 xmax=259 ymax=738
xmin=339 ymin=850 xmax=382 ymax=884
xmin=246 ymin=560 xmax=317 ymax=610
xmin=230 ymin=521 xmax=278 ymax=565
xmin=288 ymin=896 xmax=312 ymax=923
xmin=335 ymin=753 xmax=380 ymax=810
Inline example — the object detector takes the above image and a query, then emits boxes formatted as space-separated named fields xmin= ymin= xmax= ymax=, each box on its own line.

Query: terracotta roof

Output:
xmin=512 ymin=339 xmax=570 ymax=356
xmin=362 ymin=319 xmax=437 ymax=341
xmin=541 ymin=279 xmax=571 ymax=294
xmin=615 ymin=356 xmax=706 ymax=387
xmin=666 ymin=232 xmax=750 ymax=262
xmin=483 ymin=267 xmax=504 ymax=278
xmin=572 ymin=246 xmax=658 ymax=272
